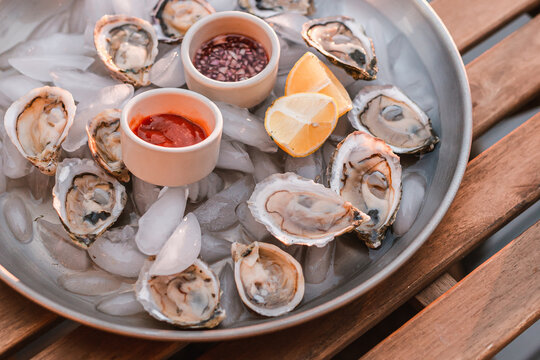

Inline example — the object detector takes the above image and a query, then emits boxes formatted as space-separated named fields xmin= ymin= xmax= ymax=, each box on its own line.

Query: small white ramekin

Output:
xmin=180 ymin=11 xmax=280 ymax=108
xmin=120 ymin=88 xmax=223 ymax=186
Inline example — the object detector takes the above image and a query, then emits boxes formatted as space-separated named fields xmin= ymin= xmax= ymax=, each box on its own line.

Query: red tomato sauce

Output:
xmin=133 ymin=113 xmax=207 ymax=148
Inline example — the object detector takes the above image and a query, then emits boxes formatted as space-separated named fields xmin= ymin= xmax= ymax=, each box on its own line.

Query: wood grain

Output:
xmin=0 ymin=281 xmax=58 ymax=355
xmin=363 ymin=221 xmax=540 ymax=360
xmin=413 ymin=272 xmax=457 ymax=308
xmin=468 ymin=15 xmax=540 ymax=138
xmin=431 ymin=0 xmax=540 ymax=52
xmin=32 ymin=326 xmax=186 ymax=360
xmin=197 ymin=113 xmax=540 ymax=360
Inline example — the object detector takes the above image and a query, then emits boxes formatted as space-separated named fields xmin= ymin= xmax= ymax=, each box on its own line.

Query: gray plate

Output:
xmin=0 ymin=0 xmax=471 ymax=341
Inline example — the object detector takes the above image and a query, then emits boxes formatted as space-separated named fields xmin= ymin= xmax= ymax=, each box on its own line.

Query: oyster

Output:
xmin=348 ymin=85 xmax=439 ymax=154
xmin=94 ymin=15 xmax=158 ymax=87
xmin=302 ymin=16 xmax=377 ymax=80
xmin=3 ymin=86 xmax=75 ymax=175
xmin=239 ymin=0 xmax=314 ymax=18
xmin=329 ymin=131 xmax=402 ymax=248
xmin=136 ymin=259 xmax=225 ymax=328
xmin=248 ymin=172 xmax=369 ymax=247
xmin=86 ymin=109 xmax=129 ymax=182
xmin=152 ymin=0 xmax=215 ymax=43
xmin=232 ymin=241 xmax=304 ymax=316
xmin=52 ymin=158 xmax=127 ymax=248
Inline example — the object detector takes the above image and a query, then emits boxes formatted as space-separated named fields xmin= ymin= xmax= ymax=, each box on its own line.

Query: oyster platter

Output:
xmin=0 ymin=0 xmax=448 ymax=334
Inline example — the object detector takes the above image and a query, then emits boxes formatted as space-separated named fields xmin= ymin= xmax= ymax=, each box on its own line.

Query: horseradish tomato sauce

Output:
xmin=133 ymin=113 xmax=207 ymax=148
xmin=193 ymin=34 xmax=269 ymax=82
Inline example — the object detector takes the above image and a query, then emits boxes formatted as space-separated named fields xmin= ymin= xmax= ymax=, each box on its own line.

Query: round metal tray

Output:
xmin=0 ymin=0 xmax=471 ymax=341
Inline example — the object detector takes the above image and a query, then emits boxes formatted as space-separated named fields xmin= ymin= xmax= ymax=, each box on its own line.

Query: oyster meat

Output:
xmin=94 ymin=15 xmax=158 ymax=87
xmin=239 ymin=0 xmax=314 ymax=18
xmin=232 ymin=241 xmax=304 ymax=316
xmin=348 ymin=85 xmax=439 ymax=154
xmin=52 ymin=158 xmax=127 ymax=248
xmin=3 ymin=86 xmax=75 ymax=175
xmin=248 ymin=172 xmax=369 ymax=247
xmin=302 ymin=16 xmax=377 ymax=80
xmin=136 ymin=259 xmax=225 ymax=328
xmin=86 ymin=109 xmax=129 ymax=182
xmin=152 ymin=0 xmax=215 ymax=43
xmin=329 ymin=131 xmax=402 ymax=248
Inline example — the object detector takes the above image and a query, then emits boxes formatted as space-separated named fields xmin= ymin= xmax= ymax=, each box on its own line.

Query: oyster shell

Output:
xmin=94 ymin=15 xmax=158 ymax=87
xmin=86 ymin=109 xmax=129 ymax=182
xmin=238 ymin=0 xmax=314 ymax=18
xmin=248 ymin=172 xmax=369 ymax=247
xmin=52 ymin=158 xmax=127 ymax=248
xmin=152 ymin=0 xmax=215 ymax=43
xmin=348 ymin=85 xmax=439 ymax=154
xmin=302 ymin=16 xmax=377 ymax=80
xmin=232 ymin=241 xmax=304 ymax=316
xmin=329 ymin=131 xmax=402 ymax=248
xmin=135 ymin=259 xmax=225 ymax=328
xmin=3 ymin=86 xmax=75 ymax=175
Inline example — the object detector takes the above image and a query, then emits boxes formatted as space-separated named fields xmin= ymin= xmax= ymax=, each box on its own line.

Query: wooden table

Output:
xmin=2 ymin=0 xmax=540 ymax=358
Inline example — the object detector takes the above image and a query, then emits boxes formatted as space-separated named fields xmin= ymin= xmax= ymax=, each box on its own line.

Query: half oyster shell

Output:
xmin=302 ymin=16 xmax=377 ymax=80
xmin=248 ymin=172 xmax=369 ymax=247
xmin=329 ymin=131 xmax=402 ymax=248
xmin=86 ymin=109 xmax=129 ymax=182
xmin=94 ymin=15 xmax=158 ymax=87
xmin=232 ymin=241 xmax=304 ymax=317
xmin=52 ymin=158 xmax=127 ymax=248
xmin=348 ymin=85 xmax=439 ymax=154
xmin=3 ymin=86 xmax=75 ymax=175
xmin=136 ymin=259 xmax=225 ymax=328
xmin=238 ymin=0 xmax=314 ymax=18
xmin=152 ymin=0 xmax=215 ymax=43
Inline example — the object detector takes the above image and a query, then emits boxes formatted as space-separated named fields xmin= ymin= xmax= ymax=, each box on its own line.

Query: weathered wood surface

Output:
xmin=412 ymin=272 xmax=457 ymax=308
xmin=32 ymin=326 xmax=187 ymax=360
xmin=431 ymin=0 xmax=540 ymax=52
xmin=468 ymin=15 xmax=540 ymax=138
xmin=197 ymin=114 xmax=540 ymax=360
xmin=0 ymin=281 xmax=58 ymax=355
xmin=362 ymin=221 xmax=540 ymax=360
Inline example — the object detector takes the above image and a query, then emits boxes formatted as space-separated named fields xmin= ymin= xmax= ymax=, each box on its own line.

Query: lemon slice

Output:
xmin=265 ymin=93 xmax=338 ymax=157
xmin=285 ymin=52 xmax=352 ymax=117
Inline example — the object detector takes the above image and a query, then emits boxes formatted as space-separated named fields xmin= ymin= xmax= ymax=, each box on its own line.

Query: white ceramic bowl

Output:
xmin=120 ymin=88 xmax=223 ymax=186
xmin=181 ymin=11 xmax=280 ymax=108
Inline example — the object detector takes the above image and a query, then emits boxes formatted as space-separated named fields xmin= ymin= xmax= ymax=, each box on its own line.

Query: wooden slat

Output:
xmin=413 ymin=272 xmax=457 ymax=308
xmin=197 ymin=113 xmax=540 ymax=360
xmin=431 ymin=0 xmax=540 ymax=52
xmin=0 ymin=281 xmax=58 ymax=355
xmin=468 ymin=15 xmax=540 ymax=138
xmin=363 ymin=221 xmax=540 ymax=360
xmin=33 ymin=326 xmax=186 ymax=360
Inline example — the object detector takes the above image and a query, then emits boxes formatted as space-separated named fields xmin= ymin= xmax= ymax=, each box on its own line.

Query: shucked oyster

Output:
xmin=152 ymin=0 xmax=215 ymax=43
xmin=329 ymin=131 xmax=402 ymax=248
xmin=239 ymin=0 xmax=314 ymax=18
xmin=86 ymin=109 xmax=129 ymax=182
xmin=3 ymin=86 xmax=75 ymax=175
xmin=248 ymin=172 xmax=369 ymax=247
xmin=52 ymin=158 xmax=127 ymax=248
xmin=136 ymin=259 xmax=225 ymax=328
xmin=349 ymin=85 xmax=439 ymax=154
xmin=302 ymin=16 xmax=377 ymax=80
xmin=94 ymin=15 xmax=158 ymax=87
xmin=232 ymin=241 xmax=304 ymax=317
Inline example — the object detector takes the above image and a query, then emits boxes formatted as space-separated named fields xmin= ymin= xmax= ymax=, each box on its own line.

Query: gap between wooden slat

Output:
xmin=362 ymin=221 xmax=540 ymax=360
xmin=431 ymin=0 xmax=540 ymax=52
xmin=468 ymin=15 xmax=540 ymax=139
xmin=32 ymin=326 xmax=187 ymax=360
xmin=411 ymin=272 xmax=457 ymax=309
xmin=196 ymin=113 xmax=540 ymax=360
